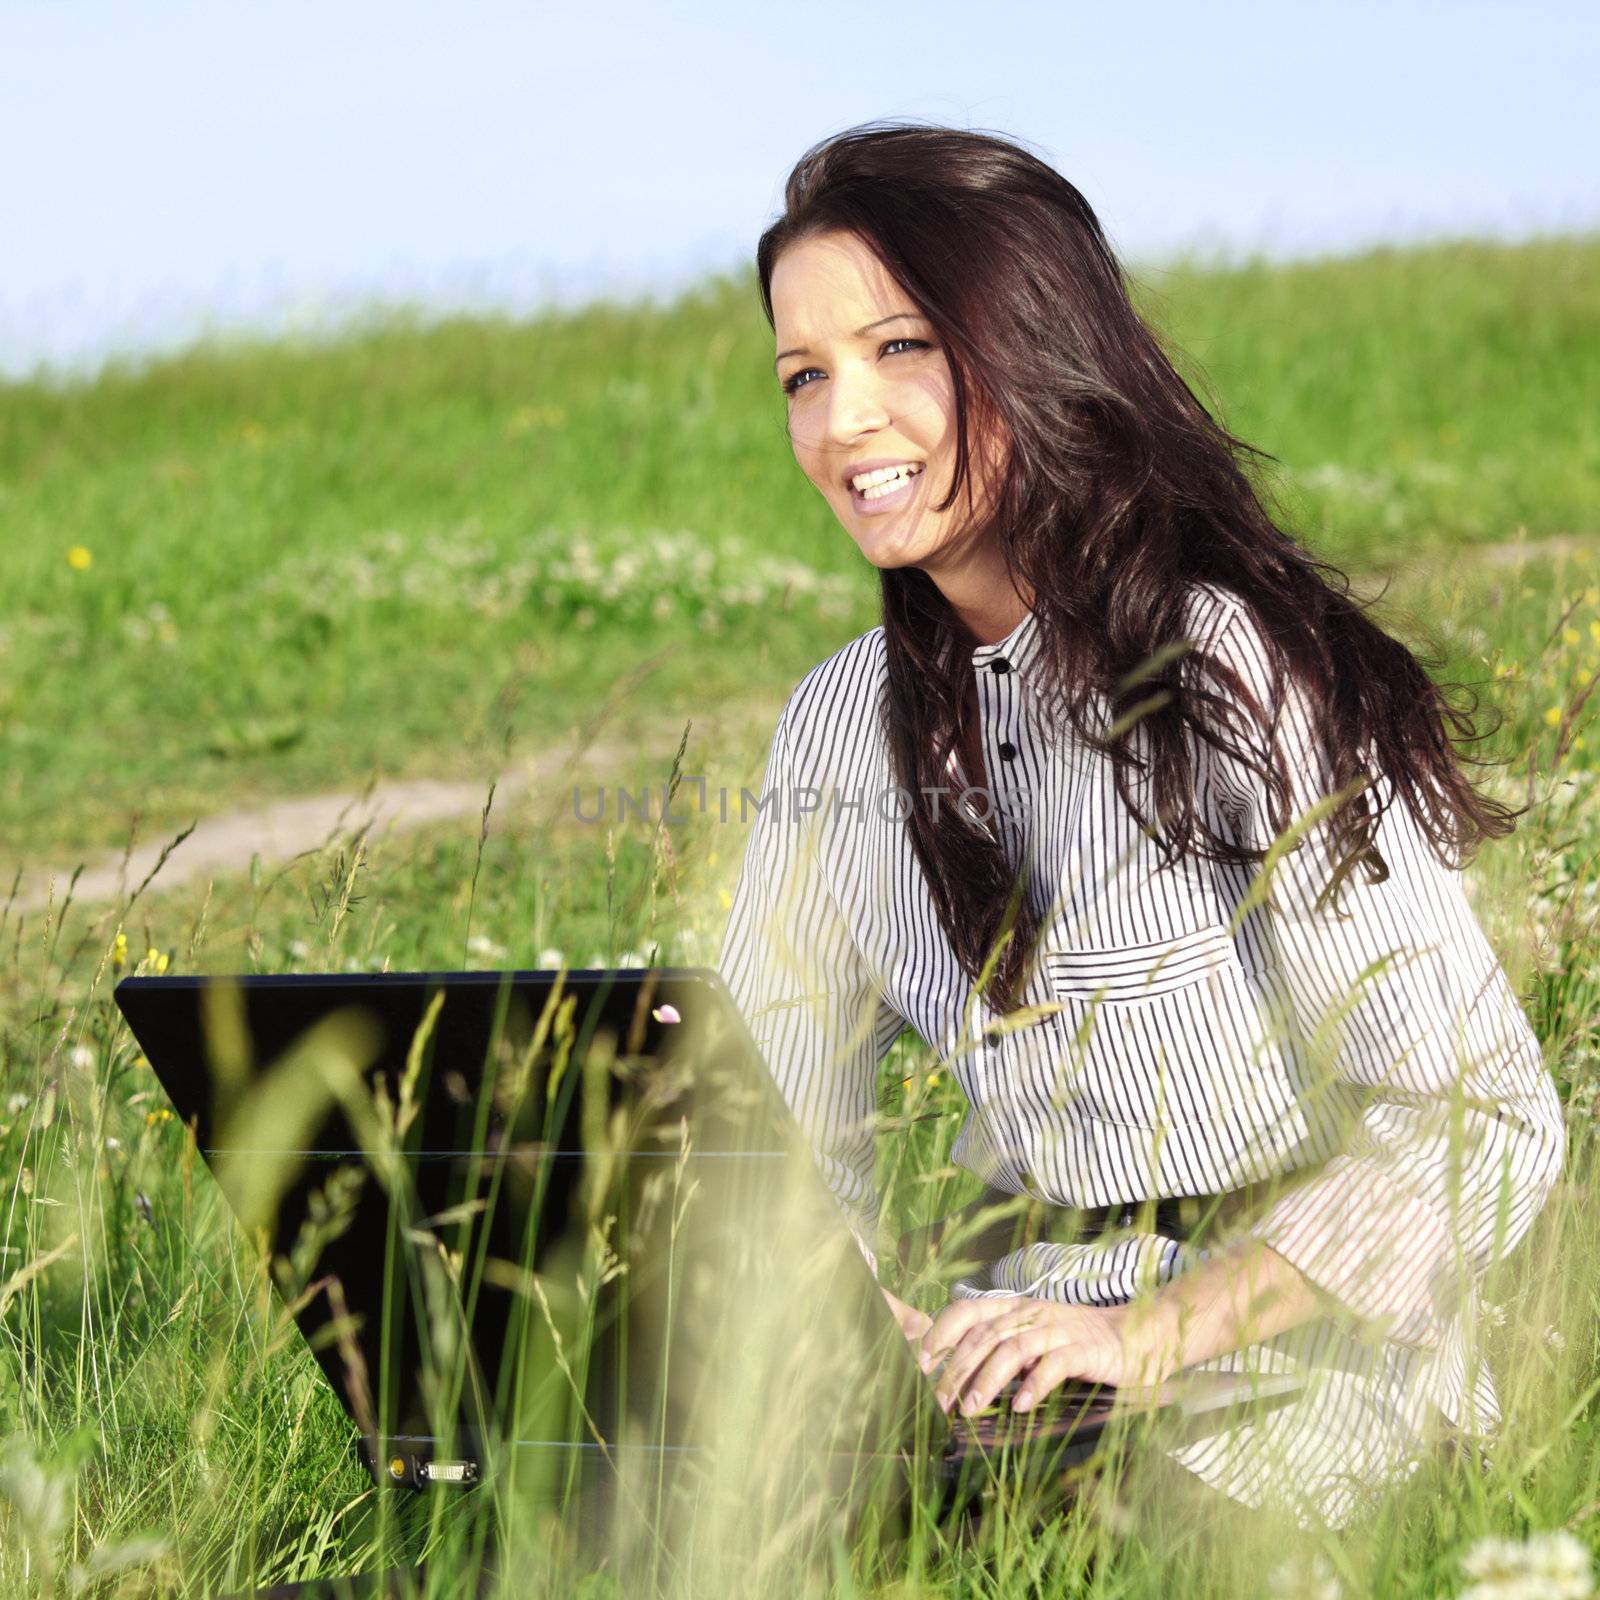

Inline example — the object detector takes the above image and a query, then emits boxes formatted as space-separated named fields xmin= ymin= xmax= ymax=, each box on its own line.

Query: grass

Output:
xmin=0 ymin=233 xmax=1598 ymax=1595
xmin=2 ymin=233 xmax=1598 ymax=859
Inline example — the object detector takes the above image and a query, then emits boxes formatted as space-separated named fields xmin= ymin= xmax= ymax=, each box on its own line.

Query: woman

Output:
xmin=714 ymin=120 xmax=1565 ymax=1531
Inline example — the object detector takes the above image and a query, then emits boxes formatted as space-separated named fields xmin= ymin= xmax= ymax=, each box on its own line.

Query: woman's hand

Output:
xmin=880 ymin=1284 xmax=934 ymax=1343
xmin=918 ymin=1295 xmax=1169 ymax=1416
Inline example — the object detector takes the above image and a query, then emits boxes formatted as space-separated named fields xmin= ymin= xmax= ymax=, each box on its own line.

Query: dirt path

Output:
xmin=10 ymin=530 xmax=1596 ymax=926
xmin=6 ymin=723 xmax=760 ymax=922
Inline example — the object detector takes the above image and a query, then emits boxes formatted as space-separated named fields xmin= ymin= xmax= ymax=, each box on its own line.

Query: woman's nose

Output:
xmin=823 ymin=371 xmax=891 ymax=443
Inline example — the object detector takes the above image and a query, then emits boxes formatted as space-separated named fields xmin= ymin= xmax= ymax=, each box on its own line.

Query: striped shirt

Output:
xmin=715 ymin=578 xmax=1565 ymax=1529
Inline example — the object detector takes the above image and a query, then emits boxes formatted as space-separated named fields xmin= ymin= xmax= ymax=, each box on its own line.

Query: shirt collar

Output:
xmin=968 ymin=604 xmax=1042 ymax=678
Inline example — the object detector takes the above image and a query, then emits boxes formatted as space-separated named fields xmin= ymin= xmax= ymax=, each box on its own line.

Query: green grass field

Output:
xmin=3 ymin=233 xmax=1598 ymax=861
xmin=2 ymin=234 xmax=1599 ymax=1597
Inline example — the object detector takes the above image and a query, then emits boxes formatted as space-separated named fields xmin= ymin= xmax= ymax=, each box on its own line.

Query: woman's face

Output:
xmin=770 ymin=229 xmax=1009 ymax=578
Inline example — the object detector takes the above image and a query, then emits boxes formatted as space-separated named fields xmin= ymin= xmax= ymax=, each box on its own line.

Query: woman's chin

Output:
xmin=847 ymin=521 xmax=929 ymax=571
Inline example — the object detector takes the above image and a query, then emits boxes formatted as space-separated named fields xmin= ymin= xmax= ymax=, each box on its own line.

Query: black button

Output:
xmin=998 ymin=741 xmax=1017 ymax=761
xmin=989 ymin=658 xmax=1010 ymax=674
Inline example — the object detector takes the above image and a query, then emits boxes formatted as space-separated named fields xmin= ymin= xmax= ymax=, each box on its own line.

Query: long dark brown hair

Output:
xmin=755 ymin=120 xmax=1520 ymax=1015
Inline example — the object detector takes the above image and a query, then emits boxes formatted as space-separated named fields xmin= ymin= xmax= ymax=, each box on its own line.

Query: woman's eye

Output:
xmin=780 ymin=337 xmax=930 ymax=397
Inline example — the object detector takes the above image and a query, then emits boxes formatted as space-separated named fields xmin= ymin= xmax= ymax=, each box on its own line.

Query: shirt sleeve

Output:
xmin=1191 ymin=600 xmax=1566 ymax=1352
xmin=715 ymin=705 xmax=906 ymax=1276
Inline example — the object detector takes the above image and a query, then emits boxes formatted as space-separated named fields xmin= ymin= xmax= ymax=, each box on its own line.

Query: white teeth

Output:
xmin=850 ymin=462 xmax=923 ymax=496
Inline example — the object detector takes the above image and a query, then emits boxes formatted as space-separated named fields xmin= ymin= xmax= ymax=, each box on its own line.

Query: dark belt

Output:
xmin=895 ymin=1181 xmax=1262 ymax=1279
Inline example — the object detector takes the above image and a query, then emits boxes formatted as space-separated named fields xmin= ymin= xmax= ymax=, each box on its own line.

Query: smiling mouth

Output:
xmin=848 ymin=462 xmax=925 ymax=510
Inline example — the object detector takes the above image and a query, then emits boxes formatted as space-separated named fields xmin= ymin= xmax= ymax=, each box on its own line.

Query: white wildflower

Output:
xmin=1299 ymin=463 xmax=1393 ymax=502
xmin=1460 ymin=1529 xmax=1594 ymax=1600
xmin=1265 ymin=1547 xmax=1342 ymax=1600
xmin=286 ymin=939 xmax=310 ymax=961
xmin=0 ymin=1437 xmax=70 ymax=1546
xmin=1481 ymin=1301 xmax=1509 ymax=1329
xmin=67 ymin=1044 xmax=95 ymax=1072
xmin=1546 ymin=1325 xmax=1568 ymax=1352
xmin=1567 ymin=1080 xmax=1600 ymax=1124
xmin=68 ymin=1534 xmax=171 ymax=1589
xmin=466 ymin=933 xmax=508 ymax=960
xmin=536 ymin=947 xmax=565 ymax=969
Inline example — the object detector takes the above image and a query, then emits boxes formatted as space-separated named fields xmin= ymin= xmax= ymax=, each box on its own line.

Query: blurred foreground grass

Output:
xmin=0 ymin=545 xmax=1596 ymax=1597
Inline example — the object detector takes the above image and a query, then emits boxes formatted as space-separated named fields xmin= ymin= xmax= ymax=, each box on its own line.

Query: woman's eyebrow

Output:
xmin=773 ymin=311 xmax=922 ymax=371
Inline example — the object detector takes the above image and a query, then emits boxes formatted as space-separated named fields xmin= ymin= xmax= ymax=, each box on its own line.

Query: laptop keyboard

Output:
xmin=946 ymin=1376 xmax=1116 ymax=1451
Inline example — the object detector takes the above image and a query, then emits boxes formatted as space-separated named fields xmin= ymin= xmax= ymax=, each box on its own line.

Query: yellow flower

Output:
xmin=1578 ymin=736 xmax=1588 ymax=751
xmin=1589 ymin=620 xmax=1600 ymax=646
xmin=927 ymin=1071 xmax=942 ymax=1088
xmin=112 ymin=931 xmax=127 ymax=971
xmin=707 ymin=852 xmax=718 ymax=868
xmin=1544 ymin=706 xmax=1563 ymax=727
xmin=145 ymin=946 xmax=160 ymax=965
xmin=145 ymin=1108 xmax=173 ymax=1127
xmin=1564 ymin=627 xmax=1581 ymax=646
xmin=66 ymin=545 xmax=93 ymax=571
xmin=718 ymin=889 xmax=733 ymax=911
xmin=134 ymin=1054 xmax=149 ymax=1071
xmin=155 ymin=951 xmax=169 ymax=975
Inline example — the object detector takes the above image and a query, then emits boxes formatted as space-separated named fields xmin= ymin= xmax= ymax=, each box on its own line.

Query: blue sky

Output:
xmin=2 ymin=0 xmax=1595 ymax=380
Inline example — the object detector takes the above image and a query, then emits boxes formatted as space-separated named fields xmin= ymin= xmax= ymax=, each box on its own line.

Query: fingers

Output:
xmin=942 ymin=1326 xmax=1055 ymax=1415
xmin=898 ymin=1303 xmax=934 ymax=1340
xmin=919 ymin=1295 xmax=1024 ymax=1373
xmin=1011 ymin=1346 xmax=1090 ymax=1412
xmin=932 ymin=1308 xmax=1052 ymax=1412
xmin=879 ymin=1286 xmax=933 ymax=1342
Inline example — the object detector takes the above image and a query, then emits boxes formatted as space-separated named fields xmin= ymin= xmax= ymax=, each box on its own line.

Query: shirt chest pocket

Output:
xmin=1040 ymin=923 xmax=1295 ymax=1130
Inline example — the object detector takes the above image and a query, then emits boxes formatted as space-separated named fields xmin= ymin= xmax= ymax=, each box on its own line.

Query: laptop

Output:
xmin=112 ymin=966 xmax=1304 ymax=1539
